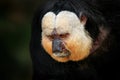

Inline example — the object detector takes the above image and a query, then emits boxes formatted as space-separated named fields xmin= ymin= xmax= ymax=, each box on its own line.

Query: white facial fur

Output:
xmin=41 ymin=11 xmax=92 ymax=62
xmin=42 ymin=11 xmax=85 ymax=35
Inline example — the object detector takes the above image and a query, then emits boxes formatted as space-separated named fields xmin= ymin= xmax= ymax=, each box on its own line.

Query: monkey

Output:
xmin=30 ymin=0 xmax=120 ymax=80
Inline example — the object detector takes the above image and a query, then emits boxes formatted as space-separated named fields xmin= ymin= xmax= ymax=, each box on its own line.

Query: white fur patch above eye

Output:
xmin=42 ymin=11 xmax=85 ymax=35
xmin=42 ymin=12 xmax=56 ymax=32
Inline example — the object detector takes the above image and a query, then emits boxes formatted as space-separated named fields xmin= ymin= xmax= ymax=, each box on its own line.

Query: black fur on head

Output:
xmin=30 ymin=0 xmax=120 ymax=80
xmin=33 ymin=0 xmax=107 ymax=39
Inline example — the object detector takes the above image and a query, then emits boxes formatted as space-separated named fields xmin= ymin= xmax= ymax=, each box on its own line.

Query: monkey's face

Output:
xmin=41 ymin=11 xmax=93 ymax=62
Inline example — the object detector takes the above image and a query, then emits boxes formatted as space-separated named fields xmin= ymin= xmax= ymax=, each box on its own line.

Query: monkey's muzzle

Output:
xmin=52 ymin=38 xmax=70 ymax=57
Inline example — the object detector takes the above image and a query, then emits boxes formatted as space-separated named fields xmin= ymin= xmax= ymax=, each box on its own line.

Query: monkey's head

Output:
xmin=39 ymin=0 xmax=110 ymax=62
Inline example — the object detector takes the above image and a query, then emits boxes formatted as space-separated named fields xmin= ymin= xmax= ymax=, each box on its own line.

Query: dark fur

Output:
xmin=30 ymin=0 xmax=120 ymax=80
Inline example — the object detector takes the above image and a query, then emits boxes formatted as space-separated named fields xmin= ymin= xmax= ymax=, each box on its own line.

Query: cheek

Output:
xmin=65 ymin=34 xmax=92 ymax=61
xmin=42 ymin=37 xmax=52 ymax=56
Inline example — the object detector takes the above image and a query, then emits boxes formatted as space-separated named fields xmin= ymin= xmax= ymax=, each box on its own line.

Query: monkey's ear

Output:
xmin=79 ymin=13 xmax=87 ymax=26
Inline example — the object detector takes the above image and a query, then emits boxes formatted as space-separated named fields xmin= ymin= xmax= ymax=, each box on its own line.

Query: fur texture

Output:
xmin=41 ymin=11 xmax=92 ymax=62
xmin=30 ymin=0 xmax=120 ymax=80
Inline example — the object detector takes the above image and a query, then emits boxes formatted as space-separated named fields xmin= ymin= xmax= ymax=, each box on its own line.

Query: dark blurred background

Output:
xmin=0 ymin=0 xmax=47 ymax=80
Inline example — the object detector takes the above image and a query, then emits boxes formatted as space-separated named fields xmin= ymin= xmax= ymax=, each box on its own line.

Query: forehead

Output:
xmin=41 ymin=11 xmax=81 ymax=34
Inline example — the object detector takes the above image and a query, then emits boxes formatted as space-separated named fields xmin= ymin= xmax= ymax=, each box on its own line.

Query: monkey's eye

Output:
xmin=59 ymin=33 xmax=70 ymax=39
xmin=47 ymin=35 xmax=54 ymax=41
xmin=47 ymin=33 xmax=69 ymax=40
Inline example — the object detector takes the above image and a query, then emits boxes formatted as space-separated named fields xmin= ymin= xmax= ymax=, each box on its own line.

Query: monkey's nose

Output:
xmin=52 ymin=38 xmax=63 ymax=53
xmin=52 ymin=38 xmax=70 ymax=57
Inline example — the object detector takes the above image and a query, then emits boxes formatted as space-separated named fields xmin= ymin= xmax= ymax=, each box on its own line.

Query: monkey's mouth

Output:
xmin=53 ymin=50 xmax=70 ymax=57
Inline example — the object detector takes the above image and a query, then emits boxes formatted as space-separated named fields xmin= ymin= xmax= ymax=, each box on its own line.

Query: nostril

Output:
xmin=53 ymin=47 xmax=63 ymax=53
